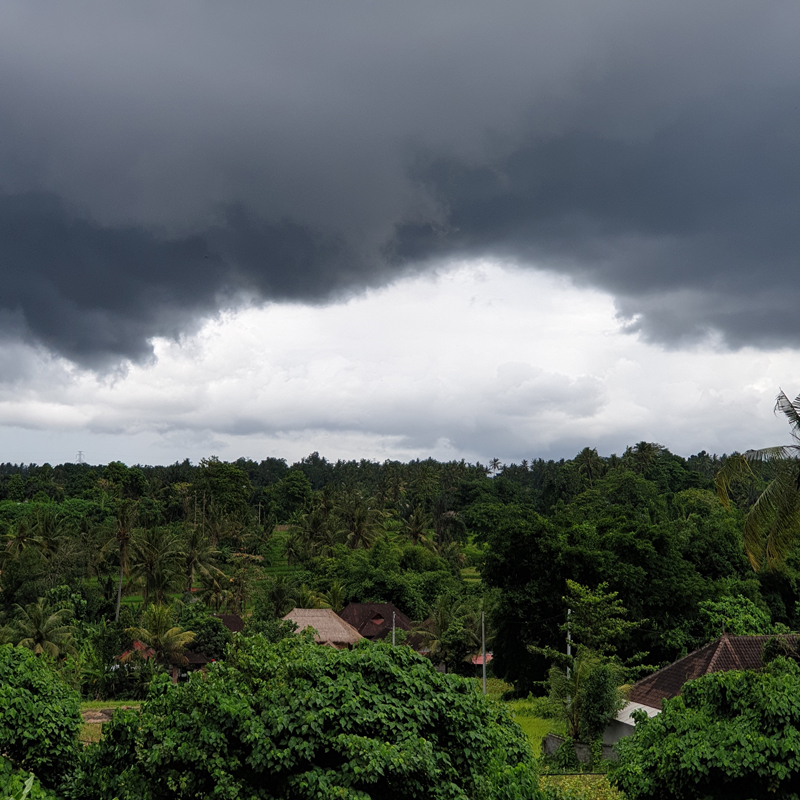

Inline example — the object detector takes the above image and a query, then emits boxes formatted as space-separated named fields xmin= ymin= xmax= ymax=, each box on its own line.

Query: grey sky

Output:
xmin=2 ymin=2 xmax=800 ymax=367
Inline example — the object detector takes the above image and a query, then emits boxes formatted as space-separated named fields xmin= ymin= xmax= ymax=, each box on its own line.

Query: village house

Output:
xmin=338 ymin=602 xmax=413 ymax=642
xmin=282 ymin=608 xmax=363 ymax=649
xmin=605 ymin=633 xmax=799 ymax=745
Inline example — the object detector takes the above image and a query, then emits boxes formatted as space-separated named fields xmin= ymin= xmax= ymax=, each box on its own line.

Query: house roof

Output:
xmin=117 ymin=639 xmax=156 ymax=662
xmin=628 ymin=633 xmax=799 ymax=708
xmin=283 ymin=608 xmax=363 ymax=648
xmin=213 ymin=613 xmax=245 ymax=633
xmin=338 ymin=603 xmax=413 ymax=640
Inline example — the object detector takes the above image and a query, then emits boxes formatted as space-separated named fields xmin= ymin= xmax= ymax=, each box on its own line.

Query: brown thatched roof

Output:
xmin=282 ymin=608 xmax=363 ymax=648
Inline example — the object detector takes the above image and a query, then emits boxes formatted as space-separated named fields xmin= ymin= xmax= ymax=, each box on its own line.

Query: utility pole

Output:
xmin=566 ymin=607 xmax=572 ymax=674
xmin=75 ymin=450 xmax=85 ymax=464
xmin=481 ymin=610 xmax=487 ymax=696
xmin=392 ymin=611 xmax=396 ymax=646
xmin=566 ymin=608 xmax=572 ymax=707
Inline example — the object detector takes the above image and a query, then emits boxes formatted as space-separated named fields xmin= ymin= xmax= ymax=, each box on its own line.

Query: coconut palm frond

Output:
xmin=717 ymin=390 xmax=800 ymax=571
xmin=760 ymin=472 xmax=800 ymax=570
xmin=775 ymin=390 xmax=800 ymax=442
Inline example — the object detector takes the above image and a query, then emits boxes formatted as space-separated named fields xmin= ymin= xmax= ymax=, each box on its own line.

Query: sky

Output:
xmin=1 ymin=1 xmax=800 ymax=467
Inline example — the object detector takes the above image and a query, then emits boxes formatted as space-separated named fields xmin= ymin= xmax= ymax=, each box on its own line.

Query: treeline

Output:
xmin=0 ymin=442 xmax=791 ymax=699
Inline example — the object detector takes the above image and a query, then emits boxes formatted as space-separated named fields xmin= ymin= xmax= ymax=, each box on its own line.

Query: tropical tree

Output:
xmin=573 ymin=447 xmax=606 ymax=487
xmin=334 ymin=490 xmax=386 ymax=550
xmin=613 ymin=656 xmax=800 ymax=799
xmin=417 ymin=593 xmax=481 ymax=673
xmin=399 ymin=502 xmax=433 ymax=547
xmin=318 ymin=580 xmax=347 ymax=613
xmin=71 ymin=637 xmax=540 ymax=800
xmin=562 ymin=580 xmax=638 ymax=657
xmin=128 ymin=526 xmax=185 ymax=605
xmin=111 ymin=500 xmax=137 ymax=622
xmin=716 ymin=389 xmax=800 ymax=569
xmin=180 ymin=524 xmax=221 ymax=594
xmin=194 ymin=568 xmax=232 ymax=612
xmin=262 ymin=575 xmax=298 ymax=618
xmin=295 ymin=583 xmax=325 ymax=609
xmin=548 ymin=649 xmax=625 ymax=744
xmin=1 ymin=517 xmax=44 ymax=562
xmin=125 ymin=604 xmax=195 ymax=666
xmin=0 ymin=644 xmax=82 ymax=790
xmin=12 ymin=598 xmax=76 ymax=659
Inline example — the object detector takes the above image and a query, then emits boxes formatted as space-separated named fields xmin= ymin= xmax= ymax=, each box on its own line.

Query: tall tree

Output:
xmin=12 ymin=598 xmax=76 ymax=659
xmin=128 ymin=526 xmax=185 ymax=606
xmin=717 ymin=389 xmax=800 ymax=569
xmin=125 ymin=604 xmax=195 ymax=667
xmin=112 ymin=501 xmax=137 ymax=623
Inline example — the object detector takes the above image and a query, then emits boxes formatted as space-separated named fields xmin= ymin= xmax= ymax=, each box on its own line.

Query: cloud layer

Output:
xmin=2 ymin=2 xmax=800 ymax=366
xmin=1 ymin=264 xmax=797 ymax=467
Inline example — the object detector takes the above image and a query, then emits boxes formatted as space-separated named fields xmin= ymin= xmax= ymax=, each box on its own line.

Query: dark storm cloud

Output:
xmin=0 ymin=193 xmax=363 ymax=365
xmin=391 ymin=90 xmax=800 ymax=346
xmin=2 ymin=1 xmax=800 ymax=364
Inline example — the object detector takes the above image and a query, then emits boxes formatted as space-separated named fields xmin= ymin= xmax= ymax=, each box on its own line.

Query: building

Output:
xmin=605 ymin=633 xmax=799 ymax=745
xmin=338 ymin=602 xmax=413 ymax=642
xmin=282 ymin=608 xmax=363 ymax=649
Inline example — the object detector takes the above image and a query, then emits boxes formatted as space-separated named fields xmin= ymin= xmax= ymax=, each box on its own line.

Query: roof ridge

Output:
xmin=705 ymin=633 xmax=732 ymax=673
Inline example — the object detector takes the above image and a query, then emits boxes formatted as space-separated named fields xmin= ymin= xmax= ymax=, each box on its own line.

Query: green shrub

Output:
xmin=0 ymin=645 xmax=81 ymax=790
xmin=0 ymin=756 xmax=58 ymax=800
xmin=70 ymin=636 xmax=542 ymax=799
xmin=613 ymin=656 xmax=800 ymax=799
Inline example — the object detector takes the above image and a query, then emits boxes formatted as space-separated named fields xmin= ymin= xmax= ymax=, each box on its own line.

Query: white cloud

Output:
xmin=0 ymin=261 xmax=797 ymax=466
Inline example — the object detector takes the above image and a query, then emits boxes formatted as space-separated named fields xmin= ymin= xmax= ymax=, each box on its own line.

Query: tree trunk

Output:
xmin=115 ymin=547 xmax=124 ymax=622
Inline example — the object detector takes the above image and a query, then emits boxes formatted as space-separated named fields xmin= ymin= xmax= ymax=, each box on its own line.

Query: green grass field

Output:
xmin=262 ymin=528 xmax=300 ymax=578
xmin=540 ymin=774 xmax=624 ymax=799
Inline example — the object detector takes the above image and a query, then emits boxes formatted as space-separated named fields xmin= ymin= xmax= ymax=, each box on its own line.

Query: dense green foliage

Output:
xmin=613 ymin=657 xmax=800 ymax=799
xmin=0 ymin=646 xmax=81 ymax=790
xmin=0 ymin=757 xmax=57 ymax=800
xmin=2 ymin=441 xmax=799 ymax=793
xmin=69 ymin=636 xmax=540 ymax=800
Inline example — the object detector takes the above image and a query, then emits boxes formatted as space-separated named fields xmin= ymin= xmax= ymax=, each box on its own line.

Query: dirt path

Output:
xmin=81 ymin=706 xmax=137 ymax=724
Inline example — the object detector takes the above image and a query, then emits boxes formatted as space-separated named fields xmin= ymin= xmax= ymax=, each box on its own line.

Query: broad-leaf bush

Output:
xmin=612 ymin=656 xmax=800 ymax=799
xmin=70 ymin=636 xmax=541 ymax=799
xmin=0 ymin=645 xmax=81 ymax=790
xmin=0 ymin=757 xmax=57 ymax=800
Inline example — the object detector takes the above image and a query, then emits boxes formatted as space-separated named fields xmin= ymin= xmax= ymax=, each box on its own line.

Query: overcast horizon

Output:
xmin=2 ymin=2 xmax=800 ymax=467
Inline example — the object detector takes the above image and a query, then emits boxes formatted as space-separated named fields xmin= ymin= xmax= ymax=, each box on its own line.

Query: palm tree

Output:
xmin=30 ymin=504 xmax=69 ymax=556
xmin=12 ymin=598 xmax=76 ymax=659
xmin=181 ymin=524 xmax=222 ymax=594
xmin=573 ymin=447 xmax=606 ymax=487
xmin=295 ymin=583 xmax=325 ymax=609
xmin=416 ymin=594 xmax=479 ymax=673
xmin=318 ymin=580 xmax=347 ymax=613
xmin=263 ymin=575 xmax=298 ymax=618
xmin=194 ymin=569 xmax=232 ymax=612
xmin=334 ymin=490 xmax=385 ymax=550
xmin=717 ymin=389 xmax=800 ymax=570
xmin=400 ymin=503 xmax=433 ymax=548
xmin=1 ymin=517 xmax=44 ymax=561
xmin=126 ymin=604 xmax=195 ymax=666
xmin=128 ymin=526 xmax=185 ymax=606
xmin=112 ymin=500 xmax=137 ymax=622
